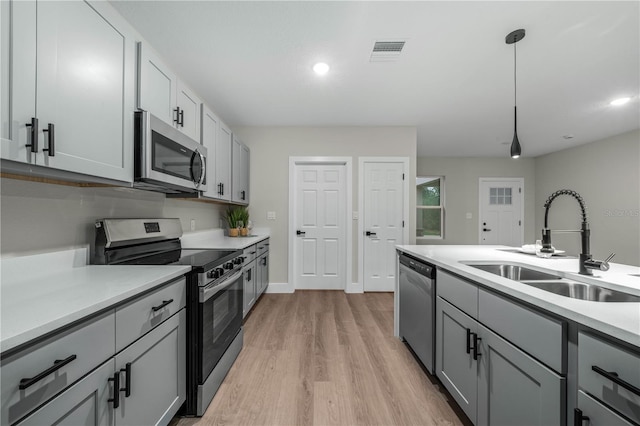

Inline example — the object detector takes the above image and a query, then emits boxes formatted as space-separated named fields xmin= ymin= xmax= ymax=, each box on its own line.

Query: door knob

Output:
xmin=483 ymin=228 xmax=491 ymax=232
xmin=366 ymin=231 xmax=377 ymax=237
xmin=296 ymin=230 xmax=306 ymax=236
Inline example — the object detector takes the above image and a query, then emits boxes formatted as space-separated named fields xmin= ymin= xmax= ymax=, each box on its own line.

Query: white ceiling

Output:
xmin=110 ymin=1 xmax=639 ymax=158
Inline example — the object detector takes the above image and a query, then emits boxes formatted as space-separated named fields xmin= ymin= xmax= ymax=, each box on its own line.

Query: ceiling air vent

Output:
xmin=370 ymin=40 xmax=406 ymax=62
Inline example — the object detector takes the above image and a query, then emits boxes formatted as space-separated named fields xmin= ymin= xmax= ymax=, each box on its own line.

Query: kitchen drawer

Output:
xmin=256 ymin=238 xmax=269 ymax=256
xmin=437 ymin=269 xmax=478 ymax=319
xmin=478 ymin=288 xmax=565 ymax=374
xmin=1 ymin=312 xmax=115 ymax=425
xmin=578 ymin=331 xmax=640 ymax=424
xmin=115 ymin=277 xmax=186 ymax=353
xmin=243 ymin=244 xmax=257 ymax=264
xmin=576 ymin=390 xmax=635 ymax=426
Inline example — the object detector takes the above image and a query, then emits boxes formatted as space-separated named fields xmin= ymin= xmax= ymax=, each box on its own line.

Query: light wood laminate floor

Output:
xmin=173 ymin=291 xmax=468 ymax=426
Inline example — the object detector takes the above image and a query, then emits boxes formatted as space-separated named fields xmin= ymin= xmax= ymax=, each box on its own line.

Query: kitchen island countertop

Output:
xmin=1 ymin=248 xmax=190 ymax=354
xmin=397 ymin=245 xmax=640 ymax=348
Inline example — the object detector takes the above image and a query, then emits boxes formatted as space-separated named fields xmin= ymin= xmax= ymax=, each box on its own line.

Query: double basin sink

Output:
xmin=465 ymin=263 xmax=640 ymax=303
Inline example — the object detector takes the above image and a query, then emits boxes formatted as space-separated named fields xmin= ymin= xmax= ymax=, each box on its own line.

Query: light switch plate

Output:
xmin=352 ymin=211 xmax=359 ymax=220
xmin=267 ymin=211 xmax=276 ymax=220
xmin=466 ymin=212 xmax=472 ymax=219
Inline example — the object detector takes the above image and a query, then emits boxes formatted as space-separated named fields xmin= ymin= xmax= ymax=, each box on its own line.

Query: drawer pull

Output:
xmin=472 ymin=333 xmax=482 ymax=360
xmin=152 ymin=299 xmax=174 ymax=312
xmin=120 ymin=362 xmax=132 ymax=397
xmin=466 ymin=328 xmax=472 ymax=354
xmin=108 ymin=371 xmax=120 ymax=408
xmin=573 ymin=408 xmax=589 ymax=426
xmin=592 ymin=365 xmax=640 ymax=397
xmin=19 ymin=354 xmax=77 ymax=390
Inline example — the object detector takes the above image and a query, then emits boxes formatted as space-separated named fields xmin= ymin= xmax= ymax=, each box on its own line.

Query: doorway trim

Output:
xmin=288 ymin=157 xmax=352 ymax=292
xmin=478 ymin=177 xmax=524 ymax=245
xmin=357 ymin=157 xmax=410 ymax=294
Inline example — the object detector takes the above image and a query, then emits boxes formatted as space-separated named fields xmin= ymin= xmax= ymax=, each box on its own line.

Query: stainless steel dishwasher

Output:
xmin=399 ymin=252 xmax=436 ymax=374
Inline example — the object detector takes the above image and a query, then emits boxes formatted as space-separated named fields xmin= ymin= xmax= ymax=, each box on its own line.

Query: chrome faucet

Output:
xmin=541 ymin=189 xmax=614 ymax=275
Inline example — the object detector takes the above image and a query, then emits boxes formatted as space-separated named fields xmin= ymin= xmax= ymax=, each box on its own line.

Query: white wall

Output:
xmin=0 ymin=178 xmax=225 ymax=256
xmin=232 ymin=126 xmax=417 ymax=285
xmin=535 ymin=130 xmax=640 ymax=266
xmin=416 ymin=157 xmax=537 ymax=245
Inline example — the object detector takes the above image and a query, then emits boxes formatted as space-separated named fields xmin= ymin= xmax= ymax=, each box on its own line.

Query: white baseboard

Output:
xmin=265 ymin=282 xmax=363 ymax=293
xmin=265 ymin=282 xmax=295 ymax=293
xmin=345 ymin=282 xmax=363 ymax=293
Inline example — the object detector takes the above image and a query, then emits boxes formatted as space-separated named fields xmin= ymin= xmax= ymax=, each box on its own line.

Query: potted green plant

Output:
xmin=225 ymin=207 xmax=242 ymax=237
xmin=238 ymin=207 xmax=250 ymax=236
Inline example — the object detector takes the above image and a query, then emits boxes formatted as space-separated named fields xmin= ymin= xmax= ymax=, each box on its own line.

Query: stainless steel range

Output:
xmin=93 ymin=218 xmax=244 ymax=416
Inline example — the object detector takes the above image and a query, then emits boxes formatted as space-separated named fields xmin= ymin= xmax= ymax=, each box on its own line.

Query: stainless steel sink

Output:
xmin=469 ymin=264 xmax=562 ymax=281
xmin=466 ymin=262 xmax=640 ymax=302
xmin=519 ymin=280 xmax=640 ymax=303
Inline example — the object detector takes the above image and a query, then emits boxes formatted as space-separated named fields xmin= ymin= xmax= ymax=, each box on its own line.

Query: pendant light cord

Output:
xmin=514 ymin=42 xmax=517 ymax=107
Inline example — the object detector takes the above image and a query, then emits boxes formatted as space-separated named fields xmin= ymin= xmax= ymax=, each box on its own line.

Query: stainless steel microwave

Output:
xmin=134 ymin=111 xmax=207 ymax=194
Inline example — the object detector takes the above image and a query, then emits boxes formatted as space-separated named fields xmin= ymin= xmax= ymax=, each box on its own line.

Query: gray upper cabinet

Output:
xmin=201 ymin=105 xmax=232 ymax=201
xmin=138 ymin=42 xmax=201 ymax=142
xmin=232 ymin=136 xmax=250 ymax=204
xmin=1 ymin=0 xmax=135 ymax=183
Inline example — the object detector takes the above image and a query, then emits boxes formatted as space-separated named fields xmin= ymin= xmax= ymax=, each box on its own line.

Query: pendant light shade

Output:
xmin=506 ymin=29 xmax=525 ymax=159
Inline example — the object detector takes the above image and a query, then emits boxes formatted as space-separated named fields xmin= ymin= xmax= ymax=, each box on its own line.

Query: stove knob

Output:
xmin=234 ymin=257 xmax=242 ymax=265
xmin=207 ymin=270 xmax=215 ymax=279
xmin=215 ymin=267 xmax=224 ymax=277
xmin=224 ymin=262 xmax=234 ymax=269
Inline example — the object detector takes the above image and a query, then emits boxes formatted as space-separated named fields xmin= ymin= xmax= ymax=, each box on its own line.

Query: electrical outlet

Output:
xmin=190 ymin=219 xmax=196 ymax=231
xmin=352 ymin=211 xmax=359 ymax=220
xmin=267 ymin=211 xmax=276 ymax=220
xmin=466 ymin=212 xmax=472 ymax=219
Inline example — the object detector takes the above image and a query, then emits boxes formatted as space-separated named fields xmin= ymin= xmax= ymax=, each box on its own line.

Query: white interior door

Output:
xmin=479 ymin=178 xmax=523 ymax=247
xmin=294 ymin=164 xmax=346 ymax=289
xmin=363 ymin=161 xmax=406 ymax=292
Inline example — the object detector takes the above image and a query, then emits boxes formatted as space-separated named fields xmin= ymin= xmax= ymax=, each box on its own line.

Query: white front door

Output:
xmin=293 ymin=163 xmax=347 ymax=289
xmin=362 ymin=160 xmax=407 ymax=292
xmin=479 ymin=178 xmax=523 ymax=247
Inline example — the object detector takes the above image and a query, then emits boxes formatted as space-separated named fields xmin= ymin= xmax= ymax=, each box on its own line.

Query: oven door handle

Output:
xmin=200 ymin=270 xmax=243 ymax=303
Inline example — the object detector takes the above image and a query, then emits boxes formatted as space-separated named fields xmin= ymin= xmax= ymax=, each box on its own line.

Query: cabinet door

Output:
xmin=137 ymin=42 xmax=177 ymax=127
xmin=575 ymin=390 xmax=635 ymax=426
xmin=258 ymin=253 xmax=269 ymax=295
xmin=114 ymin=310 xmax=186 ymax=426
xmin=232 ymin=137 xmax=250 ymax=204
xmin=216 ymin=121 xmax=233 ymax=201
xmin=18 ymin=359 xmax=114 ymax=426
xmin=243 ymin=262 xmax=256 ymax=317
xmin=435 ymin=297 xmax=478 ymax=424
xmin=477 ymin=323 xmax=564 ymax=426
xmin=1 ymin=0 xmax=38 ymax=165
xmin=36 ymin=1 xmax=134 ymax=182
xmin=176 ymin=80 xmax=201 ymax=142
xmin=201 ymin=105 xmax=220 ymax=199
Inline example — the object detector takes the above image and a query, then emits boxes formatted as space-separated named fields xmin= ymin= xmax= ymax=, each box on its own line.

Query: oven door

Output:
xmin=198 ymin=269 xmax=243 ymax=382
xmin=135 ymin=111 xmax=207 ymax=192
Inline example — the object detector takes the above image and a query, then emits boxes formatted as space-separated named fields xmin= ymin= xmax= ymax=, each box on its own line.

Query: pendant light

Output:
xmin=506 ymin=29 xmax=525 ymax=159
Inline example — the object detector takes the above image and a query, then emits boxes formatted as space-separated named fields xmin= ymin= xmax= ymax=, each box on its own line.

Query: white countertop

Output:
xmin=181 ymin=228 xmax=269 ymax=250
xmin=397 ymin=245 xmax=640 ymax=348
xmin=1 ymin=248 xmax=190 ymax=354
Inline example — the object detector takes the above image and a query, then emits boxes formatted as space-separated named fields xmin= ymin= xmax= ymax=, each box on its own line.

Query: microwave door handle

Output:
xmin=200 ymin=270 xmax=242 ymax=303
xmin=198 ymin=150 xmax=206 ymax=186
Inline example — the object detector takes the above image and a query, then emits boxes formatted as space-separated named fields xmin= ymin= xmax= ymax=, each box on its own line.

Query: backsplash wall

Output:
xmin=0 ymin=178 xmax=225 ymax=257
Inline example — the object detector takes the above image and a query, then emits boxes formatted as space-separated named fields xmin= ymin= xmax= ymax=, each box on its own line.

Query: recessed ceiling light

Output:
xmin=610 ymin=97 xmax=630 ymax=106
xmin=313 ymin=62 xmax=329 ymax=76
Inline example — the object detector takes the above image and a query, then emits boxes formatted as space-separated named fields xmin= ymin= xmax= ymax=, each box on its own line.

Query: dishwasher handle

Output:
xmin=399 ymin=253 xmax=435 ymax=278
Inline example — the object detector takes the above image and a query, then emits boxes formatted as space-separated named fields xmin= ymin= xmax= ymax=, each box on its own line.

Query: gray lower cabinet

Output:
xmin=477 ymin=323 xmax=563 ymax=426
xmin=437 ymin=297 xmax=563 ymax=425
xmin=18 ymin=359 xmax=114 ymax=426
xmin=114 ymin=309 xmax=186 ymax=426
xmin=243 ymin=260 xmax=257 ymax=317
xmin=257 ymin=252 xmax=269 ymax=295
xmin=436 ymin=296 xmax=478 ymax=423
xmin=575 ymin=390 xmax=635 ymax=426
xmin=436 ymin=270 xmax=565 ymax=426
